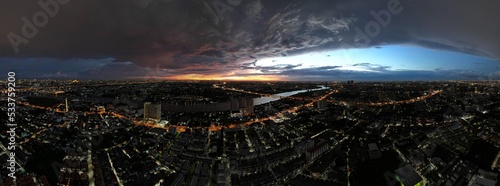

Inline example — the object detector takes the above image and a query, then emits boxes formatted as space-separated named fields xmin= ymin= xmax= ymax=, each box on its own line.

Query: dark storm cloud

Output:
xmin=0 ymin=57 xmax=114 ymax=78
xmin=241 ymin=63 xmax=303 ymax=73
xmin=0 ymin=0 xmax=499 ymax=78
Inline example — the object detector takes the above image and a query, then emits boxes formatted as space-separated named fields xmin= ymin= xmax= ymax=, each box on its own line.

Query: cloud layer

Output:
xmin=0 ymin=0 xmax=499 ymax=80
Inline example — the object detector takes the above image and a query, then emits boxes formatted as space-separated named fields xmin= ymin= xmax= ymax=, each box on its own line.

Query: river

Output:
xmin=253 ymin=86 xmax=330 ymax=105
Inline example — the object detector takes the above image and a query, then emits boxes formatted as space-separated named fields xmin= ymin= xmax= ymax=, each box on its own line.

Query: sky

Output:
xmin=1 ymin=0 xmax=499 ymax=81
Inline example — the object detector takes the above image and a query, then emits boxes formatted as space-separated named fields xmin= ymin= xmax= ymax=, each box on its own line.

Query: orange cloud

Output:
xmin=168 ymin=73 xmax=284 ymax=81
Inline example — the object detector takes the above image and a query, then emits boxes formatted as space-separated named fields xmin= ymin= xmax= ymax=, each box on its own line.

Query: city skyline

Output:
xmin=2 ymin=1 xmax=500 ymax=185
xmin=1 ymin=80 xmax=499 ymax=185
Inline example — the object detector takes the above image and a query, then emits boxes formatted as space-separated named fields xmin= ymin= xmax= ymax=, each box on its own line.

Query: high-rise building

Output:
xmin=368 ymin=143 xmax=382 ymax=159
xmin=394 ymin=165 xmax=424 ymax=186
xmin=230 ymin=98 xmax=254 ymax=116
xmin=315 ymin=99 xmax=327 ymax=110
xmin=245 ymin=98 xmax=254 ymax=116
xmin=65 ymin=98 xmax=69 ymax=113
xmin=306 ymin=140 xmax=329 ymax=161
xmin=144 ymin=102 xmax=161 ymax=121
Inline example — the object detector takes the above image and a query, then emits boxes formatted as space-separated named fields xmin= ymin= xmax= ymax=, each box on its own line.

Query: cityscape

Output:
xmin=1 ymin=0 xmax=500 ymax=186
xmin=0 ymin=80 xmax=499 ymax=185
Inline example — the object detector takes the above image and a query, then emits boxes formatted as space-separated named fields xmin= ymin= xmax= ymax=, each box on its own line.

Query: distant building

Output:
xmin=306 ymin=140 xmax=329 ymax=161
xmin=468 ymin=169 xmax=498 ymax=186
xmin=230 ymin=98 xmax=254 ymax=116
xmin=264 ymin=103 xmax=272 ymax=111
xmin=295 ymin=140 xmax=315 ymax=154
xmin=368 ymin=143 xmax=382 ymax=159
xmin=168 ymin=127 xmax=177 ymax=134
xmin=144 ymin=102 xmax=161 ymax=121
xmin=230 ymin=112 xmax=244 ymax=118
xmin=95 ymin=106 xmax=106 ymax=112
xmin=65 ymin=98 xmax=69 ymax=113
xmin=244 ymin=98 xmax=254 ymax=116
xmin=394 ymin=165 xmax=424 ymax=186
xmin=216 ymin=163 xmax=226 ymax=185
xmin=315 ymin=99 xmax=327 ymax=110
